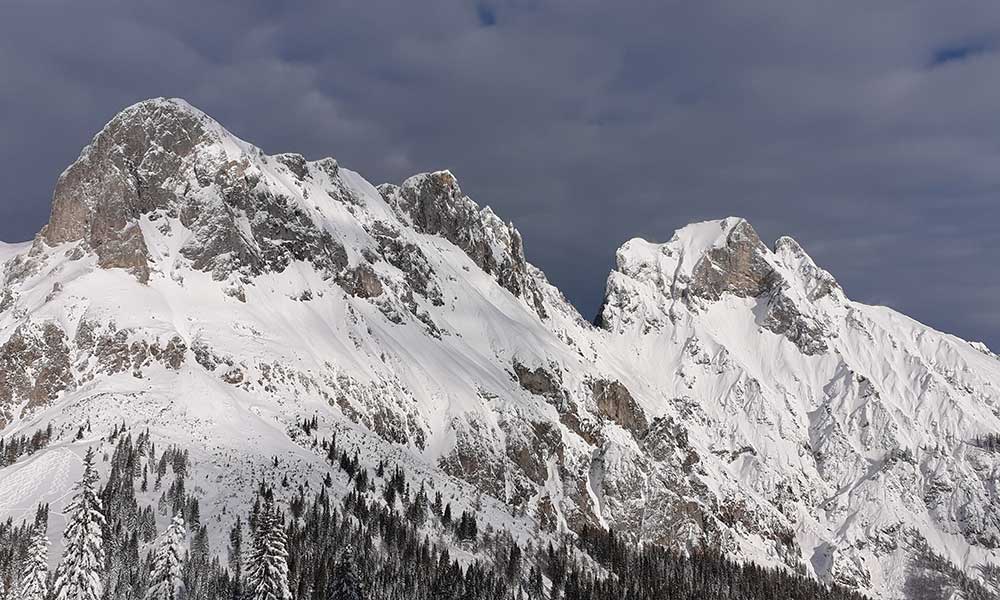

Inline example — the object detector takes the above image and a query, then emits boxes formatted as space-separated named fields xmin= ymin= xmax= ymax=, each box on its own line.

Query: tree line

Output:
xmin=0 ymin=427 xmax=886 ymax=600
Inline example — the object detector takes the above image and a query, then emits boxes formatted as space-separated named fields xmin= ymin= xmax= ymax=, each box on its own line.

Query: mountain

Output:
xmin=1 ymin=97 xmax=998 ymax=599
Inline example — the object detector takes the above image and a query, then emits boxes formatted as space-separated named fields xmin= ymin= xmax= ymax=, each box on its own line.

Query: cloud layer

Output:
xmin=2 ymin=1 xmax=998 ymax=347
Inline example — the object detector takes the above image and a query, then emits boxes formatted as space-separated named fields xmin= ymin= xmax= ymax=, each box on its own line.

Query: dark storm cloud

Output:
xmin=2 ymin=0 xmax=999 ymax=348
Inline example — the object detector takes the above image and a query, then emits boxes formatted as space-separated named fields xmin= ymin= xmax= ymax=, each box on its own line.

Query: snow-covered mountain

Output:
xmin=2 ymin=98 xmax=998 ymax=599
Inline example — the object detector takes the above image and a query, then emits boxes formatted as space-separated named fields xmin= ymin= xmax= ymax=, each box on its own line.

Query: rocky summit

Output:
xmin=2 ymin=98 xmax=999 ymax=599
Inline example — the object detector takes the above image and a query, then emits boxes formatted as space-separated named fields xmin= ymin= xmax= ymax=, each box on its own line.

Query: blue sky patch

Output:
xmin=929 ymin=41 xmax=990 ymax=67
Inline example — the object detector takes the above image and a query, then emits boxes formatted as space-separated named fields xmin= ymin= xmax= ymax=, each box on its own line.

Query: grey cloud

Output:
xmin=1 ymin=0 xmax=998 ymax=348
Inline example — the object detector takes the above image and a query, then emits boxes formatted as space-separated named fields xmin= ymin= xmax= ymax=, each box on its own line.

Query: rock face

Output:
xmin=42 ymin=99 xmax=351 ymax=284
xmin=3 ymin=99 xmax=1000 ymax=600
xmin=589 ymin=379 xmax=647 ymax=437
xmin=513 ymin=360 xmax=564 ymax=401
xmin=0 ymin=323 xmax=73 ymax=428
xmin=42 ymin=100 xmax=210 ymax=281
xmin=342 ymin=264 xmax=383 ymax=298
xmin=380 ymin=173 xmax=546 ymax=317
xmin=689 ymin=219 xmax=777 ymax=301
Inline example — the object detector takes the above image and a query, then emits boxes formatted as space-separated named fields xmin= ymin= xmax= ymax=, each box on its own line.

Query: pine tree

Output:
xmin=329 ymin=550 xmax=363 ymax=600
xmin=528 ymin=566 xmax=544 ymax=599
xmin=146 ymin=513 xmax=187 ymax=600
xmin=185 ymin=524 xmax=211 ymax=600
xmin=16 ymin=524 xmax=49 ymax=600
xmin=246 ymin=499 xmax=291 ymax=600
xmin=406 ymin=482 xmax=428 ymax=526
xmin=52 ymin=447 xmax=107 ymax=600
xmin=228 ymin=517 xmax=243 ymax=600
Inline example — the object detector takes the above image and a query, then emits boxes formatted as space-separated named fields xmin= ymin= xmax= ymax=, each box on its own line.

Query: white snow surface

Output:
xmin=1 ymin=99 xmax=998 ymax=599
xmin=0 ymin=240 xmax=30 ymax=264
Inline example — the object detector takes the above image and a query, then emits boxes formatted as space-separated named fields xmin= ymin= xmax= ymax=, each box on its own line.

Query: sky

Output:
xmin=1 ymin=1 xmax=999 ymax=348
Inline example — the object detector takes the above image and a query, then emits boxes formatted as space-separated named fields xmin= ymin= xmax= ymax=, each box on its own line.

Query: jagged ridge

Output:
xmin=1 ymin=98 xmax=999 ymax=599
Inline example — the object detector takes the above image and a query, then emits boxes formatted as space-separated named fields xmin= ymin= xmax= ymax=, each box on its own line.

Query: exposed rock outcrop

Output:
xmin=380 ymin=172 xmax=546 ymax=317
xmin=340 ymin=263 xmax=384 ymax=298
xmin=42 ymin=100 xmax=211 ymax=281
xmin=42 ymin=98 xmax=351 ymax=284
xmin=589 ymin=379 xmax=648 ymax=437
xmin=761 ymin=290 xmax=833 ymax=355
xmin=512 ymin=360 xmax=564 ymax=401
xmin=688 ymin=219 xmax=777 ymax=301
xmin=0 ymin=322 xmax=73 ymax=427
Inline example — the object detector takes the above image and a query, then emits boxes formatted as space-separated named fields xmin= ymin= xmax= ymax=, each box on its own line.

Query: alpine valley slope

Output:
xmin=1 ymin=98 xmax=999 ymax=599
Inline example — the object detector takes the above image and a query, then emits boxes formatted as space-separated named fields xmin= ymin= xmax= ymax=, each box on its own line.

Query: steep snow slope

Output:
xmin=1 ymin=99 xmax=998 ymax=599
xmin=599 ymin=218 xmax=1000 ymax=595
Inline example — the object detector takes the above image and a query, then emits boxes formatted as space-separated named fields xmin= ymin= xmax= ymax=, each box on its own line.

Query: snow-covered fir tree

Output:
xmin=146 ymin=513 xmax=187 ymax=600
xmin=52 ymin=447 xmax=107 ymax=600
xmin=246 ymin=498 xmax=291 ymax=600
xmin=330 ymin=550 xmax=364 ymax=600
xmin=15 ymin=524 xmax=49 ymax=600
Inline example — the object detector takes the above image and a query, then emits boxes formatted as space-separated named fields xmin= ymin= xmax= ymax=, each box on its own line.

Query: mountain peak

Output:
xmin=115 ymin=96 xmax=207 ymax=122
xmin=682 ymin=217 xmax=773 ymax=301
xmin=599 ymin=216 xmax=841 ymax=353
xmin=381 ymin=169 xmax=547 ymax=317
xmin=771 ymin=234 xmax=843 ymax=302
xmin=608 ymin=216 xmax=769 ymax=302
xmin=38 ymin=98 xmax=251 ymax=281
xmin=98 ymin=98 xmax=250 ymax=153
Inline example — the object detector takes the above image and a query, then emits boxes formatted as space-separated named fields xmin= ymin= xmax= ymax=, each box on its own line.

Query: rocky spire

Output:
xmin=37 ymin=98 xmax=353 ymax=285
xmin=379 ymin=171 xmax=547 ymax=317
xmin=42 ymin=98 xmax=217 ymax=282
